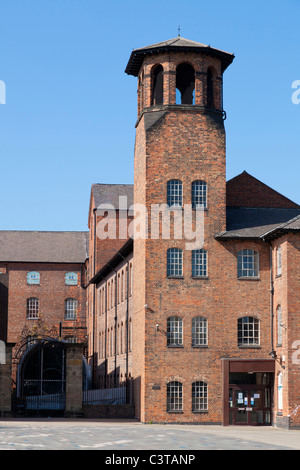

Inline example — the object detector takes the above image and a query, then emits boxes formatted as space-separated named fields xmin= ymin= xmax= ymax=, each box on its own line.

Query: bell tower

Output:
xmin=126 ymin=37 xmax=234 ymax=422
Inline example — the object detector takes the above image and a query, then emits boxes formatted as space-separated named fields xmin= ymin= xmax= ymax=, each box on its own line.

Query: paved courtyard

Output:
xmin=0 ymin=418 xmax=299 ymax=450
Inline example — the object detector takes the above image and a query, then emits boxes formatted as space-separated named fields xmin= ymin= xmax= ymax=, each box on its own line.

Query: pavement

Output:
xmin=0 ymin=418 xmax=299 ymax=450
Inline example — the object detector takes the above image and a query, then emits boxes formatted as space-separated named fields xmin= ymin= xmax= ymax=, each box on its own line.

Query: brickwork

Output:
xmin=93 ymin=254 xmax=133 ymax=388
xmin=130 ymin=44 xmax=291 ymax=425
xmin=272 ymin=234 xmax=300 ymax=429
xmin=5 ymin=262 xmax=86 ymax=349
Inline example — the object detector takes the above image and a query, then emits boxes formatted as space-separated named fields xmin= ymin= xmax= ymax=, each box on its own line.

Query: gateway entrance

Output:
xmin=229 ymin=373 xmax=272 ymax=425
xmin=222 ymin=359 xmax=275 ymax=426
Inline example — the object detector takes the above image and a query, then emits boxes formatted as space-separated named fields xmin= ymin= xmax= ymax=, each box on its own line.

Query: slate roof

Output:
xmin=217 ymin=208 xmax=300 ymax=240
xmin=0 ymin=231 xmax=89 ymax=263
xmin=125 ymin=36 xmax=234 ymax=76
xmin=91 ymin=184 xmax=134 ymax=211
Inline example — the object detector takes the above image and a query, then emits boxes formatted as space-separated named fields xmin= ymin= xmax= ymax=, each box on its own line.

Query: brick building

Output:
xmin=88 ymin=36 xmax=300 ymax=429
xmin=0 ymin=230 xmax=88 ymax=409
xmin=0 ymin=35 xmax=299 ymax=427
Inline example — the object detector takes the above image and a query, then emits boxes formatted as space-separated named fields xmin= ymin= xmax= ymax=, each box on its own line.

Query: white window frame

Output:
xmin=192 ymin=316 xmax=207 ymax=346
xmin=192 ymin=381 xmax=208 ymax=411
xmin=238 ymin=316 xmax=260 ymax=346
xmin=167 ymin=316 xmax=183 ymax=346
xmin=167 ymin=179 xmax=183 ymax=207
xmin=167 ymin=248 xmax=183 ymax=277
xmin=26 ymin=297 xmax=39 ymax=319
xmin=237 ymin=249 xmax=259 ymax=278
xmin=65 ymin=298 xmax=78 ymax=320
xmin=167 ymin=381 xmax=183 ymax=412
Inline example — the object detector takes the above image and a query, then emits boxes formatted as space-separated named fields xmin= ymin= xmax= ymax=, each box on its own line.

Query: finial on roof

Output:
xmin=178 ymin=25 xmax=181 ymax=37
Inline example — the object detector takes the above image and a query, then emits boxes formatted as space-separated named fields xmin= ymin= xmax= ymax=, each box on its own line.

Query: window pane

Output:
xmin=65 ymin=298 xmax=78 ymax=320
xmin=167 ymin=180 xmax=182 ymax=207
xmin=277 ymin=247 xmax=282 ymax=276
xmin=167 ymin=248 xmax=183 ymax=277
xmin=167 ymin=381 xmax=183 ymax=411
xmin=192 ymin=249 xmax=207 ymax=277
xmin=237 ymin=249 xmax=259 ymax=277
xmin=277 ymin=306 xmax=282 ymax=345
xmin=192 ymin=181 xmax=207 ymax=209
xmin=192 ymin=317 xmax=207 ymax=346
xmin=192 ymin=381 xmax=208 ymax=411
xmin=238 ymin=316 xmax=259 ymax=346
xmin=167 ymin=316 xmax=183 ymax=346
xmin=27 ymin=298 xmax=39 ymax=319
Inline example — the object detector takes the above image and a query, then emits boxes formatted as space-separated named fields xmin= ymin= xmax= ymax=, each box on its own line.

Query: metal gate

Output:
xmin=14 ymin=339 xmax=66 ymax=416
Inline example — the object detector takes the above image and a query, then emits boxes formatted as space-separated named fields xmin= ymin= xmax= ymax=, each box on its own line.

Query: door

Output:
xmin=229 ymin=385 xmax=271 ymax=425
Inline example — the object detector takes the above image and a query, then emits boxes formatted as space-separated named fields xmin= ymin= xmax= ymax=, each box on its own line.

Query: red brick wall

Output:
xmin=93 ymin=254 xmax=133 ymax=388
xmin=6 ymin=262 xmax=86 ymax=345
xmin=272 ymin=234 xmax=300 ymax=429
xmin=132 ymin=49 xmax=276 ymax=424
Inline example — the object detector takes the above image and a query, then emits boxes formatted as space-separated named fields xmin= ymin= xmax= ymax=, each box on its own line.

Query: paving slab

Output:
xmin=0 ymin=418 xmax=299 ymax=450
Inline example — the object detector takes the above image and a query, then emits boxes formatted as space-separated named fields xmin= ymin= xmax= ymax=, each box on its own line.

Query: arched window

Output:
xmin=237 ymin=249 xmax=259 ymax=278
xmin=167 ymin=316 xmax=183 ymax=346
xmin=176 ymin=63 xmax=195 ymax=104
xmin=151 ymin=64 xmax=163 ymax=105
xmin=192 ymin=381 xmax=208 ymax=411
xmin=65 ymin=272 xmax=78 ymax=285
xmin=27 ymin=271 xmax=40 ymax=285
xmin=192 ymin=249 xmax=207 ymax=277
xmin=167 ymin=248 xmax=183 ymax=277
xmin=167 ymin=381 xmax=183 ymax=411
xmin=192 ymin=317 xmax=207 ymax=346
xmin=238 ymin=316 xmax=260 ymax=346
xmin=207 ymin=67 xmax=215 ymax=108
xmin=192 ymin=180 xmax=207 ymax=209
xmin=65 ymin=298 xmax=77 ymax=320
xmin=27 ymin=297 xmax=39 ymax=319
xmin=167 ymin=179 xmax=182 ymax=207
xmin=277 ymin=305 xmax=283 ymax=346
xmin=277 ymin=246 xmax=282 ymax=276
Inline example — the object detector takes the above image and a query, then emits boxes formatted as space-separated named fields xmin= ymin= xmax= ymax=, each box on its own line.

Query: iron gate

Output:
xmin=14 ymin=339 xmax=66 ymax=416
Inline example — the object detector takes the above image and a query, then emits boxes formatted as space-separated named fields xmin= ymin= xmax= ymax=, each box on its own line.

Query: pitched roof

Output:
xmin=91 ymin=184 xmax=134 ymax=211
xmin=125 ymin=36 xmax=234 ymax=76
xmin=0 ymin=231 xmax=88 ymax=263
xmin=226 ymin=171 xmax=300 ymax=209
xmin=217 ymin=172 xmax=300 ymax=240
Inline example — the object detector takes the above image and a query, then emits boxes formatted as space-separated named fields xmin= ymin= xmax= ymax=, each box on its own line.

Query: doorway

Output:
xmin=229 ymin=373 xmax=272 ymax=425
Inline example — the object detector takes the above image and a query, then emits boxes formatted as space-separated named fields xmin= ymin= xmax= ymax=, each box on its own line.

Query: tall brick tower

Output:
xmin=126 ymin=37 xmax=234 ymax=422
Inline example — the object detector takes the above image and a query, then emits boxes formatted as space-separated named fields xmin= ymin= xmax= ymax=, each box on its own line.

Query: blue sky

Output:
xmin=0 ymin=0 xmax=299 ymax=231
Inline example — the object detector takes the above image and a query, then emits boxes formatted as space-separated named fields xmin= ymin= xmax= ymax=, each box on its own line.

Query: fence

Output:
xmin=83 ymin=383 xmax=128 ymax=405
